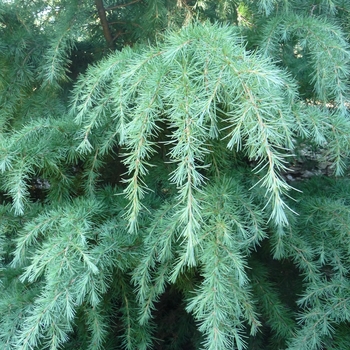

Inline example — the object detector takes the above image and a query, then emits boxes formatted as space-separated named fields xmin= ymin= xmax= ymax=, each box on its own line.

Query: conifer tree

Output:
xmin=1 ymin=1 xmax=350 ymax=349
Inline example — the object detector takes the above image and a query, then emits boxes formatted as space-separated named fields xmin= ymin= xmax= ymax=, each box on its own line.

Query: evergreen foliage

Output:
xmin=1 ymin=0 xmax=350 ymax=349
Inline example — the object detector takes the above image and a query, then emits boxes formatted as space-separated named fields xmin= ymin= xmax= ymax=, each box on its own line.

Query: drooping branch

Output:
xmin=94 ymin=0 xmax=114 ymax=48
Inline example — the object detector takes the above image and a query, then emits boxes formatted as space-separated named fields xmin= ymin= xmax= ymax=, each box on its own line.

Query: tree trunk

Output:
xmin=94 ymin=0 xmax=114 ymax=48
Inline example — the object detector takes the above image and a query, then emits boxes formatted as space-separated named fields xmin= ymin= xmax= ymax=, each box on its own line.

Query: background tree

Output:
xmin=1 ymin=1 xmax=350 ymax=349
